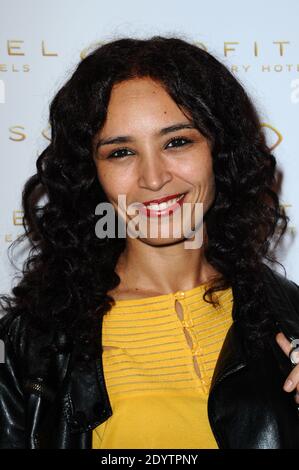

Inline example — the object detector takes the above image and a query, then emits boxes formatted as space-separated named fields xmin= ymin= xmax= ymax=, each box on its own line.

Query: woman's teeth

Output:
xmin=146 ymin=194 xmax=184 ymax=211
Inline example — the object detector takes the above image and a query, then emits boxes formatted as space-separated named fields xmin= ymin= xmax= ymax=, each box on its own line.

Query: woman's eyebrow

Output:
xmin=96 ymin=122 xmax=197 ymax=149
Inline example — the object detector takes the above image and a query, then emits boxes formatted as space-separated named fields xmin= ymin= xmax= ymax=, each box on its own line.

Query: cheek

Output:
xmin=95 ymin=165 xmax=131 ymax=203
xmin=178 ymin=154 xmax=215 ymax=190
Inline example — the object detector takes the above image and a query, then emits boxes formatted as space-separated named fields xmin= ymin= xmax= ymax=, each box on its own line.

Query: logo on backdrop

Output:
xmin=0 ymin=40 xmax=58 ymax=73
xmin=291 ymin=79 xmax=299 ymax=103
xmin=79 ymin=39 xmax=299 ymax=74
xmin=261 ymin=123 xmax=283 ymax=150
xmin=1 ymin=39 xmax=298 ymax=73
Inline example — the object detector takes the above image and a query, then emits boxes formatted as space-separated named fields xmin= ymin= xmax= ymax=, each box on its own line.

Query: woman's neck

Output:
xmin=114 ymin=233 xmax=219 ymax=297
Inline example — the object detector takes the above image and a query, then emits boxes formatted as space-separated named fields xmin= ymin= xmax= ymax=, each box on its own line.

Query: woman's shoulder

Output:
xmin=0 ymin=311 xmax=62 ymax=367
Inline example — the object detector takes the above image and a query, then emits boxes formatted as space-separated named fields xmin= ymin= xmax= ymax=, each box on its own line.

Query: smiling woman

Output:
xmin=92 ymin=77 xmax=214 ymax=248
xmin=1 ymin=35 xmax=299 ymax=450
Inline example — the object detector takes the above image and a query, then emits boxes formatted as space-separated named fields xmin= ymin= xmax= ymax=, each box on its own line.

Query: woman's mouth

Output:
xmin=138 ymin=193 xmax=186 ymax=218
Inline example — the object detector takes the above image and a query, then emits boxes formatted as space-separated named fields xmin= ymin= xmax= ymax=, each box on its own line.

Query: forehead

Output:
xmin=102 ymin=77 xmax=190 ymax=130
xmin=110 ymin=77 xmax=169 ymax=100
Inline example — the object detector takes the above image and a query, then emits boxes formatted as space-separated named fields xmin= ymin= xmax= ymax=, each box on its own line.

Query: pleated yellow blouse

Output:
xmin=92 ymin=283 xmax=233 ymax=449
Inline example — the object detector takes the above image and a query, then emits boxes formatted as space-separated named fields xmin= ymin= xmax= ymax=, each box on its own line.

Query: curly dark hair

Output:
xmin=0 ymin=35 xmax=288 ymax=361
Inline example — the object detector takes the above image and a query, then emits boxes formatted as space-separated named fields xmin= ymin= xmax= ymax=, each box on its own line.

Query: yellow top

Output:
xmin=92 ymin=283 xmax=233 ymax=449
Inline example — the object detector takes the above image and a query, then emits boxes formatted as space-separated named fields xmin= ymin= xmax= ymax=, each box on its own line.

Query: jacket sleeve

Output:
xmin=0 ymin=312 xmax=26 ymax=448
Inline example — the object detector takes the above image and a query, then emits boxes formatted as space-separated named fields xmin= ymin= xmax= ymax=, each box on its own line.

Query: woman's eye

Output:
xmin=166 ymin=137 xmax=193 ymax=149
xmin=106 ymin=137 xmax=192 ymax=160
xmin=107 ymin=148 xmax=133 ymax=159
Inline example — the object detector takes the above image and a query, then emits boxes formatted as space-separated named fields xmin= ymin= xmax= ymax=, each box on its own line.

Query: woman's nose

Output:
xmin=137 ymin=155 xmax=172 ymax=191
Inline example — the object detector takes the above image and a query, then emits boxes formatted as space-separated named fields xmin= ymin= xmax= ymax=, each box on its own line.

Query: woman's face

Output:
xmin=93 ymin=76 xmax=215 ymax=247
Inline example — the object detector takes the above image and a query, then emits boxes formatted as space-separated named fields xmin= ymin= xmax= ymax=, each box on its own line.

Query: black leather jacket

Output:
xmin=1 ymin=265 xmax=299 ymax=449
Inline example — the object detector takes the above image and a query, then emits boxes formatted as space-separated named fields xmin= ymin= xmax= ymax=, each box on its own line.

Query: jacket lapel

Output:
xmin=208 ymin=275 xmax=248 ymax=398
xmin=209 ymin=321 xmax=247 ymax=394
xmin=60 ymin=315 xmax=113 ymax=435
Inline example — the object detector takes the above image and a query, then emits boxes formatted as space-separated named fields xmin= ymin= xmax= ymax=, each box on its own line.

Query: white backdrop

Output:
xmin=0 ymin=0 xmax=298 ymax=297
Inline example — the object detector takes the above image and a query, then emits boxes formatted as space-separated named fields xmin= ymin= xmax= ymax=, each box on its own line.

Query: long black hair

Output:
xmin=0 ymin=35 xmax=288 ymax=361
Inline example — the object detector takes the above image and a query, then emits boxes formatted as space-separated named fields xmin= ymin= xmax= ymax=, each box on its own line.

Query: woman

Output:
xmin=1 ymin=35 xmax=299 ymax=449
